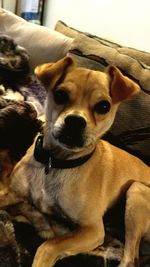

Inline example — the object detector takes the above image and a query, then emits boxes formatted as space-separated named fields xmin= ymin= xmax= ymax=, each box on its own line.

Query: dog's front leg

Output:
xmin=32 ymin=220 xmax=104 ymax=267
xmin=119 ymin=182 xmax=150 ymax=267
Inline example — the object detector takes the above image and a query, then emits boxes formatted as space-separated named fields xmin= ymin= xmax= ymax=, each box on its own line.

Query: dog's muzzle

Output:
xmin=56 ymin=115 xmax=86 ymax=148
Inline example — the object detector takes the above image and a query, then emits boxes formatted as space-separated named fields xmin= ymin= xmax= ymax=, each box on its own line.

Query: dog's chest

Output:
xmin=30 ymin=167 xmax=85 ymax=223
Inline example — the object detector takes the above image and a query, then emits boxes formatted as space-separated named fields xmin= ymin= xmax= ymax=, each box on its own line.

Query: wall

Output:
xmin=44 ymin=0 xmax=150 ymax=52
xmin=0 ymin=0 xmax=16 ymax=13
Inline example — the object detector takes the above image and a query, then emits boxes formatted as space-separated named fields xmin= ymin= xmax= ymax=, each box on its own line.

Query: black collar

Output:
xmin=34 ymin=135 xmax=94 ymax=174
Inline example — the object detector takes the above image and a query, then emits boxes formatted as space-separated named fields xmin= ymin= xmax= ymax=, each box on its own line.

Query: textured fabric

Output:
xmin=0 ymin=34 xmax=46 ymax=115
xmin=0 ymin=34 xmax=30 ymax=89
xmin=0 ymin=210 xmax=42 ymax=267
xmin=0 ymin=34 xmax=29 ymax=72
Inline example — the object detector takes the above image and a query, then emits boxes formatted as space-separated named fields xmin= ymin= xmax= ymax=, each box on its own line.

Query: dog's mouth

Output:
xmin=54 ymin=127 xmax=85 ymax=149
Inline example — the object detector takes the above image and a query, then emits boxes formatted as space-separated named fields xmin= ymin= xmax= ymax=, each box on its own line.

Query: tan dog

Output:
xmin=0 ymin=57 xmax=149 ymax=267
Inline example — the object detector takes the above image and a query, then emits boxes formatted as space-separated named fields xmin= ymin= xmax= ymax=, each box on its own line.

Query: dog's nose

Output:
xmin=65 ymin=115 xmax=86 ymax=129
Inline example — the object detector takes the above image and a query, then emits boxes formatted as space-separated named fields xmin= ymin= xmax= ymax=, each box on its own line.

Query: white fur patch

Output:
xmin=3 ymin=89 xmax=24 ymax=101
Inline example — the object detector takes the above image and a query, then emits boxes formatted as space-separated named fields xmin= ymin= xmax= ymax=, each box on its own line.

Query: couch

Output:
xmin=0 ymin=8 xmax=149 ymax=267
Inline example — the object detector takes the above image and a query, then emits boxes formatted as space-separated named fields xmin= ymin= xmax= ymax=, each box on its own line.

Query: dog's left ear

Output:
xmin=34 ymin=57 xmax=75 ymax=90
xmin=106 ymin=66 xmax=140 ymax=103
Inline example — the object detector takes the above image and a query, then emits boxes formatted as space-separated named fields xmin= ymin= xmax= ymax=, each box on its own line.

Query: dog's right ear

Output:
xmin=34 ymin=57 xmax=75 ymax=90
xmin=106 ymin=66 xmax=140 ymax=103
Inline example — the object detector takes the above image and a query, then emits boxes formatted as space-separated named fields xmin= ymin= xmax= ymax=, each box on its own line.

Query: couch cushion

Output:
xmin=55 ymin=20 xmax=150 ymax=65
xmin=0 ymin=9 xmax=73 ymax=71
xmin=56 ymin=21 xmax=150 ymax=91
xmin=56 ymin=21 xmax=150 ymax=165
xmin=69 ymin=34 xmax=150 ymax=92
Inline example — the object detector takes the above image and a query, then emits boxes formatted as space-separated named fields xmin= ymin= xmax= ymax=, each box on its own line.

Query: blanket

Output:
xmin=0 ymin=34 xmax=46 ymax=115
xmin=0 ymin=34 xmax=149 ymax=267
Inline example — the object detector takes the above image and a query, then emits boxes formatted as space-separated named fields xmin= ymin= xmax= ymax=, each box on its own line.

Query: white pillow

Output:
xmin=0 ymin=8 xmax=73 ymax=71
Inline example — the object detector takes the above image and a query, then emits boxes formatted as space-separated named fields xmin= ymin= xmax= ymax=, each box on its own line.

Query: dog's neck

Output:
xmin=34 ymin=135 xmax=95 ymax=173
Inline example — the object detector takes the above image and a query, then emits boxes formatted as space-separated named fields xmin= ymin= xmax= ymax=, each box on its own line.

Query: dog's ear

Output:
xmin=34 ymin=57 xmax=75 ymax=90
xmin=106 ymin=66 xmax=140 ymax=103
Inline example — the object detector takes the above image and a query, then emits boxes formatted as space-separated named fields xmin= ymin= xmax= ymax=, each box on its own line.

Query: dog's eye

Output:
xmin=53 ymin=89 xmax=69 ymax=105
xmin=94 ymin=100 xmax=111 ymax=114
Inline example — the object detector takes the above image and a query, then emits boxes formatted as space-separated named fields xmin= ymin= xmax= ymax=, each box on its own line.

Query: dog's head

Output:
xmin=35 ymin=57 xmax=139 ymax=153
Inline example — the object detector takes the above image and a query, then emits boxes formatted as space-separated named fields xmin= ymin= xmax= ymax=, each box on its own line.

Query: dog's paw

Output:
xmin=32 ymin=241 xmax=57 ymax=267
xmin=38 ymin=229 xmax=55 ymax=240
